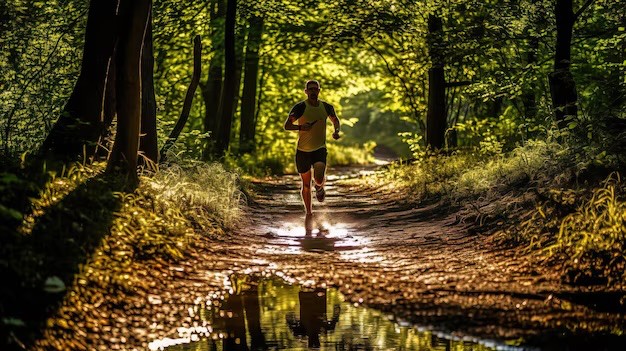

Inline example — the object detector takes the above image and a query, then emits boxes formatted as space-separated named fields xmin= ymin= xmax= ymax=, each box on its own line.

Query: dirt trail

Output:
xmin=229 ymin=165 xmax=626 ymax=349
xmin=28 ymin=165 xmax=626 ymax=351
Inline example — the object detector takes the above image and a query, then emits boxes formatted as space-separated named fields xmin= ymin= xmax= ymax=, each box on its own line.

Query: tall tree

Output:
xmin=522 ymin=36 xmax=539 ymax=121
xmin=239 ymin=15 xmax=264 ymax=154
xmin=201 ymin=0 xmax=226 ymax=159
xmin=139 ymin=9 xmax=159 ymax=166
xmin=426 ymin=14 xmax=446 ymax=149
xmin=160 ymin=35 xmax=203 ymax=163
xmin=38 ymin=0 xmax=119 ymax=159
xmin=106 ymin=0 xmax=152 ymax=181
xmin=548 ymin=0 xmax=595 ymax=124
xmin=231 ymin=23 xmax=247 ymax=122
xmin=95 ymin=56 xmax=117 ymax=160
xmin=213 ymin=0 xmax=237 ymax=156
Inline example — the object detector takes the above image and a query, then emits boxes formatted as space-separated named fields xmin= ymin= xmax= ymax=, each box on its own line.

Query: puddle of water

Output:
xmin=149 ymin=279 xmax=523 ymax=351
xmin=256 ymin=215 xmax=382 ymax=263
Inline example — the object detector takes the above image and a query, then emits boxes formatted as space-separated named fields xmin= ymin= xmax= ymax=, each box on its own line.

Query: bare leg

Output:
xmin=300 ymin=171 xmax=313 ymax=214
xmin=313 ymin=162 xmax=326 ymax=188
xmin=304 ymin=213 xmax=313 ymax=235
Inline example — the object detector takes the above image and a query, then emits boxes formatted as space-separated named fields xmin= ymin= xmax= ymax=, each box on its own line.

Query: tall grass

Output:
xmin=378 ymin=137 xmax=626 ymax=285
xmin=381 ymin=139 xmax=567 ymax=202
xmin=147 ymin=160 xmax=244 ymax=229
xmin=16 ymin=159 xmax=244 ymax=264
xmin=546 ymin=173 xmax=626 ymax=284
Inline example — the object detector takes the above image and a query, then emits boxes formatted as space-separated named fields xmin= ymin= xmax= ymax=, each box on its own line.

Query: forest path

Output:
xmin=30 ymin=165 xmax=626 ymax=351
xmin=226 ymin=164 xmax=626 ymax=348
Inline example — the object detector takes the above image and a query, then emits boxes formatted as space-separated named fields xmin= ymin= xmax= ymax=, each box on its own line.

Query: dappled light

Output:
xmin=2 ymin=0 xmax=626 ymax=350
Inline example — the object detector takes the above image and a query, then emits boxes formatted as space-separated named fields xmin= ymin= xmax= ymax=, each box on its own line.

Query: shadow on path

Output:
xmin=0 ymin=172 xmax=128 ymax=349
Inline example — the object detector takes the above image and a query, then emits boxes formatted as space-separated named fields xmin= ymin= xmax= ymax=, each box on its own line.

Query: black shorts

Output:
xmin=295 ymin=148 xmax=327 ymax=174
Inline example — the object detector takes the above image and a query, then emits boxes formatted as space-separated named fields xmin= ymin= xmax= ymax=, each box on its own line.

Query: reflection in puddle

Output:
xmin=150 ymin=279 xmax=512 ymax=351
xmin=257 ymin=214 xmax=381 ymax=262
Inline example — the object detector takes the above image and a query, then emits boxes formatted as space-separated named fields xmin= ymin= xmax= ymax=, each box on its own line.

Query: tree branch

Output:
xmin=360 ymin=37 xmax=426 ymax=133
xmin=574 ymin=0 xmax=595 ymax=21
xmin=159 ymin=35 xmax=202 ymax=162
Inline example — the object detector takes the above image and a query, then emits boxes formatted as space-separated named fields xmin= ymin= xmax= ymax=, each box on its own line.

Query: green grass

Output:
xmin=379 ymin=140 xmax=567 ymax=202
xmin=376 ymin=138 xmax=626 ymax=286
xmin=542 ymin=173 xmax=626 ymax=285
xmin=0 ymin=158 xmax=244 ymax=347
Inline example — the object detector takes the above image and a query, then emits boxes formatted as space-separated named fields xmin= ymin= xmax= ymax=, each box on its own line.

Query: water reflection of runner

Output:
xmin=286 ymin=288 xmax=341 ymax=347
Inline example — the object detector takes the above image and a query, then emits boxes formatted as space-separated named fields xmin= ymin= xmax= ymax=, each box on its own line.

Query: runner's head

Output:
xmin=304 ymin=80 xmax=320 ymax=101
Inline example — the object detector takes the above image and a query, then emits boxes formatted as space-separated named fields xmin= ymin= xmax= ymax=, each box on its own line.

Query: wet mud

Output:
xmin=27 ymin=165 xmax=626 ymax=351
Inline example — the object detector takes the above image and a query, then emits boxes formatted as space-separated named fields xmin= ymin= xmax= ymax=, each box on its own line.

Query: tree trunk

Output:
xmin=426 ymin=67 xmax=446 ymax=149
xmin=488 ymin=96 xmax=503 ymax=118
xmin=522 ymin=36 xmax=538 ymax=121
xmin=231 ymin=23 xmax=247 ymax=120
xmin=214 ymin=0 xmax=237 ymax=156
xmin=239 ymin=16 xmax=263 ymax=154
xmin=139 ymin=10 xmax=158 ymax=167
xmin=426 ymin=14 xmax=446 ymax=149
xmin=549 ymin=0 xmax=578 ymax=124
xmin=38 ymin=0 xmax=119 ymax=160
xmin=201 ymin=0 xmax=225 ymax=159
xmin=106 ymin=0 xmax=151 ymax=182
xmin=160 ymin=35 xmax=202 ymax=163
xmin=95 ymin=53 xmax=117 ymax=160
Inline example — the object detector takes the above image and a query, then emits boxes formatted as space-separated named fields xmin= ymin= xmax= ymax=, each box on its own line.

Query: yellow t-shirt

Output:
xmin=290 ymin=100 xmax=334 ymax=152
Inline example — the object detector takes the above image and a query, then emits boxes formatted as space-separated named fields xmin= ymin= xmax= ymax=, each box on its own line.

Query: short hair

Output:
xmin=305 ymin=80 xmax=321 ymax=90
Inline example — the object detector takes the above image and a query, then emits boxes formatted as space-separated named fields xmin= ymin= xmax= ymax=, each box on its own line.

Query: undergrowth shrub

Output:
xmin=380 ymin=139 xmax=567 ymax=202
xmin=384 ymin=152 xmax=477 ymax=199
xmin=546 ymin=173 xmax=626 ymax=284
xmin=381 ymin=130 xmax=626 ymax=285
xmin=455 ymin=139 xmax=568 ymax=198
xmin=328 ymin=141 xmax=376 ymax=167
xmin=147 ymin=160 xmax=244 ymax=229
xmin=17 ymin=159 xmax=243 ymax=267
xmin=225 ymin=150 xmax=291 ymax=176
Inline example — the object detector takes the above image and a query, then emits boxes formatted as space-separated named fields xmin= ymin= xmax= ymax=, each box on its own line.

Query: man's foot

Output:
xmin=315 ymin=185 xmax=325 ymax=202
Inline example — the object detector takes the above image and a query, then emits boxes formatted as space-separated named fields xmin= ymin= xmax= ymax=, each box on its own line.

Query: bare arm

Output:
xmin=284 ymin=114 xmax=316 ymax=131
xmin=284 ymin=114 xmax=299 ymax=131
xmin=329 ymin=114 xmax=341 ymax=139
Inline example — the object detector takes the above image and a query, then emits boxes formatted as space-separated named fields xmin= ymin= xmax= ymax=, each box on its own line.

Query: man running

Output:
xmin=284 ymin=79 xmax=341 ymax=215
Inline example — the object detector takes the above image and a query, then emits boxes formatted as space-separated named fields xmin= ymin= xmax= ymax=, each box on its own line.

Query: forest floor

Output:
xmin=234 ymin=165 xmax=626 ymax=350
xmin=13 ymin=164 xmax=626 ymax=351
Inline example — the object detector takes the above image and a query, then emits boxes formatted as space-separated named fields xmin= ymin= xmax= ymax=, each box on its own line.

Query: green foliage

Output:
xmin=224 ymin=151 xmax=290 ymax=176
xmin=0 ymin=0 xmax=87 ymax=155
xmin=328 ymin=141 xmax=376 ymax=167
xmin=147 ymin=160 xmax=244 ymax=229
xmin=547 ymin=173 xmax=626 ymax=284
xmin=0 ymin=0 xmax=623 ymax=170
xmin=455 ymin=139 xmax=567 ymax=197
